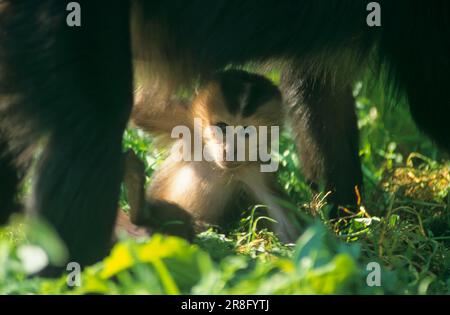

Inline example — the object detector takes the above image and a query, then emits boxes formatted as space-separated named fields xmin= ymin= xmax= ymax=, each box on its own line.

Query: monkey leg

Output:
xmin=35 ymin=113 xmax=132 ymax=267
xmin=377 ymin=1 xmax=450 ymax=154
xmin=280 ymin=71 xmax=363 ymax=218
xmin=35 ymin=112 xmax=132 ymax=267
xmin=0 ymin=137 xmax=20 ymax=224
xmin=407 ymin=93 xmax=449 ymax=155
xmin=0 ymin=2 xmax=135 ymax=266
xmin=379 ymin=47 xmax=450 ymax=154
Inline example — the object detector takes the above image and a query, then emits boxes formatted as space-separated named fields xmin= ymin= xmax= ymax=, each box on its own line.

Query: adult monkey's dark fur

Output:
xmin=0 ymin=1 xmax=448 ymax=266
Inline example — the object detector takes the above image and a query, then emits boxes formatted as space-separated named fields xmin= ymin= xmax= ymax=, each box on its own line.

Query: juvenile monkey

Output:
xmin=123 ymin=70 xmax=300 ymax=242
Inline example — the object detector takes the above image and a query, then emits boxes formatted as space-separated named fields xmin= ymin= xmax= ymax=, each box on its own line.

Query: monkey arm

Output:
xmin=122 ymin=150 xmax=195 ymax=240
xmin=114 ymin=150 xmax=151 ymax=240
xmin=239 ymin=169 xmax=301 ymax=243
xmin=256 ymin=186 xmax=301 ymax=243
xmin=131 ymin=92 xmax=192 ymax=137
xmin=123 ymin=150 xmax=147 ymax=224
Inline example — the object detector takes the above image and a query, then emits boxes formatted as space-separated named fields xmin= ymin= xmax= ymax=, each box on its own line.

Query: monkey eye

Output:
xmin=214 ymin=122 xmax=229 ymax=133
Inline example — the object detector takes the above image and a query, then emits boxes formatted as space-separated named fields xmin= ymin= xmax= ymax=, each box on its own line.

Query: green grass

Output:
xmin=0 ymin=80 xmax=448 ymax=295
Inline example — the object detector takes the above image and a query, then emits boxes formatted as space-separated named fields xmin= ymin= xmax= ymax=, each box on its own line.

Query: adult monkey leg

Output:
xmin=1 ymin=2 xmax=134 ymax=266
xmin=0 ymin=136 xmax=19 ymax=224
xmin=280 ymin=69 xmax=362 ymax=217
xmin=35 ymin=112 xmax=132 ymax=266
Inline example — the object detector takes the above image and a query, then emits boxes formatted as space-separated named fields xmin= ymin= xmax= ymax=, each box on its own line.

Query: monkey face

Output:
xmin=191 ymin=71 xmax=284 ymax=170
